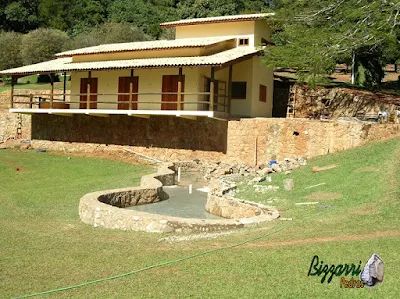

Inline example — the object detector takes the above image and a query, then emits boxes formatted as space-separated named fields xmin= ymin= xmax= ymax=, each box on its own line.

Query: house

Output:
xmin=0 ymin=13 xmax=275 ymax=154
xmin=1 ymin=13 xmax=275 ymax=119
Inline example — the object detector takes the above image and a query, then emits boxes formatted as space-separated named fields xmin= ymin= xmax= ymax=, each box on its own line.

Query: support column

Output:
xmin=129 ymin=69 xmax=134 ymax=110
xmin=86 ymin=71 xmax=91 ymax=109
xmin=63 ymin=72 xmax=67 ymax=102
xmin=228 ymin=64 xmax=233 ymax=115
xmin=177 ymin=67 xmax=183 ymax=110
xmin=10 ymin=75 xmax=15 ymax=108
xmin=209 ymin=67 xmax=215 ymax=111
xmin=50 ymin=73 xmax=54 ymax=108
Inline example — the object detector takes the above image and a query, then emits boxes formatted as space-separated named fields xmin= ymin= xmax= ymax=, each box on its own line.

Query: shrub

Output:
xmin=21 ymin=28 xmax=70 ymax=65
xmin=0 ymin=31 xmax=23 ymax=71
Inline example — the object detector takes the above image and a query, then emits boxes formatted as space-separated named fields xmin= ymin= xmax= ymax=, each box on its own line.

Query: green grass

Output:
xmin=1 ymin=139 xmax=399 ymax=298
xmin=0 ymin=81 xmax=71 ymax=93
xmin=0 ymin=75 xmax=71 ymax=93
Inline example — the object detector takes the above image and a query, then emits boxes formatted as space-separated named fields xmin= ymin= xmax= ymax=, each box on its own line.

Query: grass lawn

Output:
xmin=1 ymin=139 xmax=400 ymax=298
xmin=0 ymin=81 xmax=71 ymax=93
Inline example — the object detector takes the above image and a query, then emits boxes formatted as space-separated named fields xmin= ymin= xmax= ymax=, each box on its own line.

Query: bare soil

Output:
xmin=306 ymin=192 xmax=343 ymax=200
xmin=246 ymin=230 xmax=400 ymax=248
xmin=354 ymin=166 xmax=380 ymax=172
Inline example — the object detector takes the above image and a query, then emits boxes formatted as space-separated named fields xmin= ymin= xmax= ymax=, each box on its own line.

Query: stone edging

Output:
xmin=79 ymin=163 xmax=279 ymax=233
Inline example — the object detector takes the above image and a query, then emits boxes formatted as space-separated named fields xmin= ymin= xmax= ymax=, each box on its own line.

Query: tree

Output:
xmin=0 ymin=31 xmax=23 ymax=71
xmin=265 ymin=0 xmax=400 ymax=87
xmin=65 ymin=22 xmax=151 ymax=50
xmin=1 ymin=0 xmax=40 ymax=32
xmin=21 ymin=28 xmax=70 ymax=65
xmin=108 ymin=0 xmax=177 ymax=38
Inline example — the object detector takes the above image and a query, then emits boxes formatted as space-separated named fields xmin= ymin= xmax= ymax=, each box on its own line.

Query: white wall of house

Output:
xmin=70 ymin=67 xmax=202 ymax=111
xmin=251 ymin=57 xmax=274 ymax=117
xmin=70 ymin=57 xmax=273 ymax=117
xmin=175 ymin=21 xmax=256 ymax=46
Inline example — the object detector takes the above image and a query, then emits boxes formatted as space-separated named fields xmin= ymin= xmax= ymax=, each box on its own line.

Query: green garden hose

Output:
xmin=15 ymin=208 xmax=334 ymax=299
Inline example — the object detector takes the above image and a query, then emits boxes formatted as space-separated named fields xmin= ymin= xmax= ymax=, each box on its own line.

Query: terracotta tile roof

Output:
xmin=160 ymin=13 xmax=275 ymax=28
xmin=56 ymin=36 xmax=235 ymax=57
xmin=0 ymin=47 xmax=261 ymax=75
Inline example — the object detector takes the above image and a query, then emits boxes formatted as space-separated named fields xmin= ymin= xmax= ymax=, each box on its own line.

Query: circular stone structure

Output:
xmin=79 ymin=163 xmax=279 ymax=233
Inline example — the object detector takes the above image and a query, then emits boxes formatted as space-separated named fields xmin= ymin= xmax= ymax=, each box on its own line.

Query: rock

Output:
xmin=272 ymin=163 xmax=281 ymax=172
xmin=20 ymin=143 xmax=31 ymax=150
xmin=252 ymin=176 xmax=265 ymax=183
xmin=257 ymin=167 xmax=273 ymax=176
xmin=285 ymin=171 xmax=292 ymax=175
xmin=283 ymin=179 xmax=294 ymax=191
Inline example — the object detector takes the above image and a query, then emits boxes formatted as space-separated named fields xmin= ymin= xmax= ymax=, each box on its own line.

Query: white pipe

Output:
xmin=189 ymin=184 xmax=193 ymax=194
xmin=177 ymin=167 xmax=181 ymax=182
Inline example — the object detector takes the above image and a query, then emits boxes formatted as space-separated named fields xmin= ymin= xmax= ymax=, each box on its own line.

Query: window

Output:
xmin=259 ymin=84 xmax=267 ymax=102
xmin=231 ymin=82 xmax=247 ymax=99
xmin=238 ymin=38 xmax=249 ymax=46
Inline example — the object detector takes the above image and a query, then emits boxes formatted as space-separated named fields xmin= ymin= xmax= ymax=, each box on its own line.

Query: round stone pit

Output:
xmin=79 ymin=163 xmax=279 ymax=233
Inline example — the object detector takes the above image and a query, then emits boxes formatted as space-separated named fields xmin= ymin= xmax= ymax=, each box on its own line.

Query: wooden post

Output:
xmin=129 ymin=69 xmax=134 ymax=110
xmin=63 ymin=72 xmax=67 ymax=102
xmin=86 ymin=71 xmax=91 ymax=109
xmin=209 ymin=67 xmax=215 ymax=111
xmin=177 ymin=67 xmax=183 ymax=110
xmin=29 ymin=94 xmax=33 ymax=109
xmin=228 ymin=64 xmax=233 ymax=115
xmin=10 ymin=76 xmax=15 ymax=108
xmin=50 ymin=73 xmax=54 ymax=109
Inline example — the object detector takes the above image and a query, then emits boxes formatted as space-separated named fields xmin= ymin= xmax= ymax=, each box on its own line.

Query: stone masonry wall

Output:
xmin=225 ymin=118 xmax=400 ymax=165
xmin=0 ymin=112 xmax=31 ymax=143
xmin=31 ymin=114 xmax=227 ymax=152
xmin=291 ymin=84 xmax=399 ymax=119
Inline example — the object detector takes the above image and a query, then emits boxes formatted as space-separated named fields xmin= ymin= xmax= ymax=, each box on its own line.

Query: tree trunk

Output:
xmin=351 ymin=52 xmax=356 ymax=85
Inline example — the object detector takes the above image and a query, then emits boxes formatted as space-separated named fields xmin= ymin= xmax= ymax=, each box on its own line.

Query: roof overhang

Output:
xmin=56 ymin=37 xmax=236 ymax=58
xmin=0 ymin=47 xmax=262 ymax=76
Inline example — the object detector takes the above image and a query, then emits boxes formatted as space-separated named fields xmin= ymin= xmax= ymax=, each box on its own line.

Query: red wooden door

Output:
xmin=161 ymin=75 xmax=185 ymax=110
xmin=118 ymin=77 xmax=139 ymax=110
xmin=80 ymin=78 xmax=98 ymax=109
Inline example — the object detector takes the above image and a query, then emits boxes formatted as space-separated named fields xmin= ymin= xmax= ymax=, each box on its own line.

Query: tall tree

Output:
xmin=21 ymin=28 xmax=70 ymax=65
xmin=264 ymin=0 xmax=400 ymax=87
xmin=0 ymin=31 xmax=23 ymax=70
xmin=1 ymin=0 xmax=40 ymax=32
xmin=65 ymin=22 xmax=150 ymax=50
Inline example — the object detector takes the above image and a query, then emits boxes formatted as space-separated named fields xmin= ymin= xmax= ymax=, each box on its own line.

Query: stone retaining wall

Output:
xmin=205 ymin=178 xmax=279 ymax=219
xmin=27 ymin=119 xmax=400 ymax=166
xmin=0 ymin=112 xmax=31 ymax=143
xmin=225 ymin=118 xmax=400 ymax=165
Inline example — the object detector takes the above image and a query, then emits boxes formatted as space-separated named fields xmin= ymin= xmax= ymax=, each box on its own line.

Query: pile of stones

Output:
xmin=202 ymin=157 xmax=307 ymax=180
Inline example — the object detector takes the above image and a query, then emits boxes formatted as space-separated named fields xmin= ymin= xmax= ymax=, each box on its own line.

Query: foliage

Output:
xmin=108 ymin=0 xmax=177 ymax=38
xmin=264 ymin=25 xmax=336 ymax=87
xmin=0 ymin=31 xmax=23 ymax=71
xmin=266 ymin=0 xmax=400 ymax=87
xmin=21 ymin=28 xmax=70 ymax=65
xmin=65 ymin=22 xmax=151 ymax=50
xmin=0 ymin=0 xmax=40 ymax=32
xmin=354 ymin=47 xmax=385 ymax=88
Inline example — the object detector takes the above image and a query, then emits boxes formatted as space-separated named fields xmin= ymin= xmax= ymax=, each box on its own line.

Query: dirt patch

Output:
xmin=354 ymin=166 xmax=380 ymax=173
xmin=3 ymin=159 xmax=23 ymax=171
xmin=306 ymin=192 xmax=343 ymax=200
xmin=351 ymin=209 xmax=378 ymax=215
xmin=247 ymin=230 xmax=400 ymax=248
xmin=1 ymin=140 xmax=150 ymax=166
